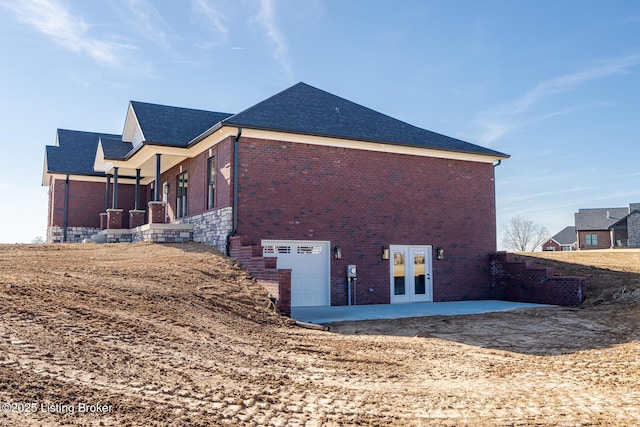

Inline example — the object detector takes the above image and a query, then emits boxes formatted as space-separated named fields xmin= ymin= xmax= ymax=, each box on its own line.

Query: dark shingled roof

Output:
xmin=224 ymin=82 xmax=508 ymax=157
xmin=131 ymin=101 xmax=232 ymax=147
xmin=45 ymin=83 xmax=509 ymax=179
xmin=100 ymin=137 xmax=133 ymax=160
xmin=46 ymin=129 xmax=122 ymax=176
xmin=574 ymin=208 xmax=629 ymax=231
xmin=551 ymin=226 xmax=576 ymax=245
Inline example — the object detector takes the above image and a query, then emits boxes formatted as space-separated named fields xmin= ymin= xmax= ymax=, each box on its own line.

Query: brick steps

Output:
xmin=229 ymin=236 xmax=292 ymax=316
xmin=490 ymin=252 xmax=587 ymax=306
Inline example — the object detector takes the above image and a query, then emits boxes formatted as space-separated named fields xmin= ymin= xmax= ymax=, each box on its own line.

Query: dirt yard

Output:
xmin=0 ymin=243 xmax=638 ymax=426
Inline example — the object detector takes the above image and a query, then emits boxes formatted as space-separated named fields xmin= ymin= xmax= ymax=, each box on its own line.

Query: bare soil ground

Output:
xmin=0 ymin=243 xmax=638 ymax=426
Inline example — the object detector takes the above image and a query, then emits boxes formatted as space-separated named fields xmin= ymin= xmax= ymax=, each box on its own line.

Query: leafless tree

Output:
xmin=502 ymin=216 xmax=549 ymax=252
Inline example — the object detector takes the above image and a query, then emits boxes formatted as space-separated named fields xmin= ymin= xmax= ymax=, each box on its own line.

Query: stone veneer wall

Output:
xmin=47 ymin=226 xmax=101 ymax=243
xmin=628 ymin=204 xmax=640 ymax=248
xmin=175 ymin=207 xmax=233 ymax=252
xmin=130 ymin=228 xmax=192 ymax=243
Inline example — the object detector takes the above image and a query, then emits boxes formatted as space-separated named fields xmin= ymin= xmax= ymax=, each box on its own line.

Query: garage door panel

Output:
xmin=262 ymin=240 xmax=330 ymax=307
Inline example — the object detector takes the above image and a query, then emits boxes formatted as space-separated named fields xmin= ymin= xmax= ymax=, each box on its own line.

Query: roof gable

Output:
xmin=100 ymin=137 xmax=133 ymax=160
xmin=130 ymin=101 xmax=232 ymax=147
xmin=45 ymin=129 xmax=122 ymax=176
xmin=551 ymin=226 xmax=576 ymax=245
xmin=224 ymin=82 xmax=507 ymax=158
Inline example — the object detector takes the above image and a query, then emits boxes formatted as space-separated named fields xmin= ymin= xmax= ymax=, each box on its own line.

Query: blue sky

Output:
xmin=0 ymin=0 xmax=639 ymax=246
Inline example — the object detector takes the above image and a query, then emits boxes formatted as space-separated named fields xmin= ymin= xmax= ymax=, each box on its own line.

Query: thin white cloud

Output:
xmin=476 ymin=54 xmax=640 ymax=145
xmin=254 ymin=0 xmax=294 ymax=83
xmin=3 ymin=0 xmax=136 ymax=68
xmin=126 ymin=0 xmax=170 ymax=48
xmin=192 ymin=0 xmax=229 ymax=45
xmin=509 ymin=55 xmax=640 ymax=115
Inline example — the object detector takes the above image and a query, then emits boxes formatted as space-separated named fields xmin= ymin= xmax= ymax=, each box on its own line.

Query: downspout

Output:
xmin=226 ymin=127 xmax=242 ymax=255
xmin=63 ymin=174 xmax=69 ymax=242
xmin=492 ymin=160 xmax=502 ymax=258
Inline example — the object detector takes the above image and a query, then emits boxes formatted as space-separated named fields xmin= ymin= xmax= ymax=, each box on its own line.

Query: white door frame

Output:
xmin=389 ymin=245 xmax=433 ymax=304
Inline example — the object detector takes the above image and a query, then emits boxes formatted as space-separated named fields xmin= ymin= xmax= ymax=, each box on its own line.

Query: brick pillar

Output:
xmin=148 ymin=202 xmax=167 ymax=224
xmin=129 ymin=210 xmax=146 ymax=229
xmin=107 ymin=209 xmax=123 ymax=229
xmin=100 ymin=213 xmax=108 ymax=230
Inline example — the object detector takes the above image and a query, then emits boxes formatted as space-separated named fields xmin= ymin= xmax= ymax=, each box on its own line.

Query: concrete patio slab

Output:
xmin=291 ymin=300 xmax=552 ymax=324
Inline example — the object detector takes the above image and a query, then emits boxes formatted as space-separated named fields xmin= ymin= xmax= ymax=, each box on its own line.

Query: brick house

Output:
xmin=542 ymin=226 xmax=577 ymax=251
xmin=574 ymin=204 xmax=640 ymax=249
xmin=42 ymin=82 xmax=509 ymax=311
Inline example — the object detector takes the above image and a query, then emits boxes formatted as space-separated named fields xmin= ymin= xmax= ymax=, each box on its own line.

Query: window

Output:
xmin=176 ymin=171 xmax=188 ymax=218
xmin=297 ymin=246 xmax=323 ymax=254
xmin=263 ymin=245 xmax=291 ymax=254
xmin=585 ymin=234 xmax=598 ymax=246
xmin=207 ymin=156 xmax=215 ymax=209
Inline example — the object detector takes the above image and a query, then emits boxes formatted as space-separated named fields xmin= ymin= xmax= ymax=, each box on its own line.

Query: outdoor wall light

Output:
xmin=382 ymin=246 xmax=390 ymax=260
xmin=436 ymin=247 xmax=445 ymax=260
xmin=333 ymin=245 xmax=342 ymax=259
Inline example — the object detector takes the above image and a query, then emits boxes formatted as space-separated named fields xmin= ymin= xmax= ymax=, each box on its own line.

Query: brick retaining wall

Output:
xmin=489 ymin=252 xmax=587 ymax=306
xmin=229 ymin=235 xmax=292 ymax=316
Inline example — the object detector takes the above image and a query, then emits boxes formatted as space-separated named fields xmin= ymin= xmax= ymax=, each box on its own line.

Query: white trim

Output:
xmin=122 ymin=103 xmax=145 ymax=146
xmin=238 ymin=128 xmax=507 ymax=164
xmin=48 ymin=121 xmax=505 ymax=185
xmin=93 ymin=140 xmax=109 ymax=173
xmin=47 ymin=174 xmax=138 ymax=185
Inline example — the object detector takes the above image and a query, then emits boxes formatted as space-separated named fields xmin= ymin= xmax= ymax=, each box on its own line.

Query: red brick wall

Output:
xmin=235 ymin=137 xmax=498 ymax=305
xmin=542 ymin=239 xmax=561 ymax=251
xmin=577 ymin=230 xmax=611 ymax=250
xmin=159 ymin=136 xmax=234 ymax=221
xmin=49 ymin=177 xmax=147 ymax=229
xmin=489 ymin=252 xmax=587 ymax=306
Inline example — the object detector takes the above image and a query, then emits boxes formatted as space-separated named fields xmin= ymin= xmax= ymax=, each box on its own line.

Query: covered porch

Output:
xmin=93 ymin=146 xmax=195 ymax=243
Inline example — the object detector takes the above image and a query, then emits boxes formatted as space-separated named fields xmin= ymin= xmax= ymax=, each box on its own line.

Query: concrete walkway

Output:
xmin=291 ymin=300 xmax=551 ymax=324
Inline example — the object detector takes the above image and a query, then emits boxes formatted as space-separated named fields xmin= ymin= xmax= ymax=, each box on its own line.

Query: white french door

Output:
xmin=390 ymin=245 xmax=433 ymax=303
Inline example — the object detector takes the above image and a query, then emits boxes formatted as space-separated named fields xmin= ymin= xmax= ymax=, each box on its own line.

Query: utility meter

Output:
xmin=347 ymin=264 xmax=357 ymax=278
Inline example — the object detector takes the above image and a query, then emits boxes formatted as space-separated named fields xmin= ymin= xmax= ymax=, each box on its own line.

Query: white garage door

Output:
xmin=262 ymin=240 xmax=330 ymax=307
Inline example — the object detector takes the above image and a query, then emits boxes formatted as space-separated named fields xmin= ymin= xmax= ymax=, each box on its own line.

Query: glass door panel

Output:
xmin=393 ymin=251 xmax=406 ymax=296
xmin=413 ymin=250 xmax=426 ymax=295
xmin=390 ymin=245 xmax=432 ymax=303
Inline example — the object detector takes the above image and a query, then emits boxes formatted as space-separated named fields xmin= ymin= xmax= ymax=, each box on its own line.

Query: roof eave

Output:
xmin=225 ymin=123 xmax=510 ymax=161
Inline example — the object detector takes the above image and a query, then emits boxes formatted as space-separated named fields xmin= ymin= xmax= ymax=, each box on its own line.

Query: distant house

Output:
xmin=609 ymin=204 xmax=640 ymax=248
xmin=574 ymin=204 xmax=640 ymax=249
xmin=542 ymin=226 xmax=577 ymax=251
xmin=42 ymin=82 xmax=509 ymax=312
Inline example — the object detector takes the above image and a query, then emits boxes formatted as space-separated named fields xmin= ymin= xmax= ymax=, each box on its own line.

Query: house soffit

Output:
xmin=233 ymin=127 xmax=507 ymax=163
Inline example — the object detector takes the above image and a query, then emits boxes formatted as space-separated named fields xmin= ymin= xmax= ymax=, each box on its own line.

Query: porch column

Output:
xmin=105 ymin=174 xmax=112 ymax=210
xmin=134 ymin=168 xmax=141 ymax=210
xmin=112 ymin=167 xmax=119 ymax=210
xmin=154 ymin=154 xmax=161 ymax=202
